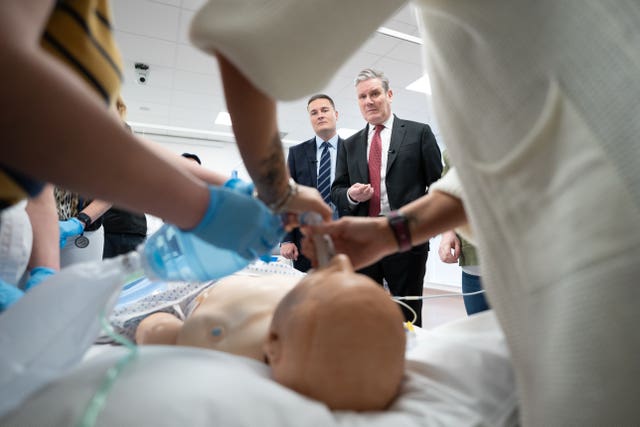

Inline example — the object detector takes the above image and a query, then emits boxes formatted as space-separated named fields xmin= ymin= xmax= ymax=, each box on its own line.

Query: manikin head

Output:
xmin=264 ymin=254 xmax=406 ymax=411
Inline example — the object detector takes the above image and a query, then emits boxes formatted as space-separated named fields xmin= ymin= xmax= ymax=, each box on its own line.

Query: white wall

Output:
xmin=426 ymin=234 xmax=462 ymax=291
xmin=138 ymin=132 xmax=253 ymax=180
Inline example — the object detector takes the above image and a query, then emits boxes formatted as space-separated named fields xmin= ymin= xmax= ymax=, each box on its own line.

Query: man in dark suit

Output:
xmin=280 ymin=94 xmax=343 ymax=272
xmin=331 ymin=69 xmax=442 ymax=326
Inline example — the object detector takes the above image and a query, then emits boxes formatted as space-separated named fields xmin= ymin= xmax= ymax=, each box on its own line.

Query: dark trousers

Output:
xmin=103 ymin=233 xmax=146 ymax=259
xmin=293 ymin=249 xmax=312 ymax=273
xmin=461 ymin=271 xmax=490 ymax=315
xmin=358 ymin=243 xmax=428 ymax=327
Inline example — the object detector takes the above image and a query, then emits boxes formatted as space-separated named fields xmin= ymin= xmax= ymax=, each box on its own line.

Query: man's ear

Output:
xmin=263 ymin=330 xmax=281 ymax=365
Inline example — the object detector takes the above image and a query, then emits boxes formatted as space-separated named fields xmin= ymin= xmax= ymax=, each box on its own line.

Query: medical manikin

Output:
xmin=135 ymin=254 xmax=406 ymax=411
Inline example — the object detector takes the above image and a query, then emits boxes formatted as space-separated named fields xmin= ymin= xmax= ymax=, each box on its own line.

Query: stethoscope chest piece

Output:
xmin=75 ymin=235 xmax=90 ymax=248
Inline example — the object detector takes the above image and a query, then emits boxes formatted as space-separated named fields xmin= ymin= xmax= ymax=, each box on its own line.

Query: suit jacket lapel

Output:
xmin=357 ymin=126 xmax=370 ymax=182
xmin=304 ymin=138 xmax=318 ymax=186
xmin=387 ymin=116 xmax=405 ymax=173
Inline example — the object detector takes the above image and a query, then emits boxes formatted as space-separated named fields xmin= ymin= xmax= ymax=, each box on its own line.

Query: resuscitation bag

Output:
xmin=0 ymin=252 xmax=142 ymax=419
xmin=140 ymin=223 xmax=251 ymax=282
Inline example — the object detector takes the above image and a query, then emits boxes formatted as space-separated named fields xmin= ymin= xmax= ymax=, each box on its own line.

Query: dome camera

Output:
xmin=134 ymin=62 xmax=150 ymax=85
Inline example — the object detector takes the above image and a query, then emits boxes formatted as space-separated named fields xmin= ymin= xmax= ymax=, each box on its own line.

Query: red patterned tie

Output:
xmin=368 ymin=124 xmax=384 ymax=217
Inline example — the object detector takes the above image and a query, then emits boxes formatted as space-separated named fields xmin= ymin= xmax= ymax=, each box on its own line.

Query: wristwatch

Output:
xmin=75 ymin=212 xmax=92 ymax=228
xmin=386 ymin=211 xmax=412 ymax=252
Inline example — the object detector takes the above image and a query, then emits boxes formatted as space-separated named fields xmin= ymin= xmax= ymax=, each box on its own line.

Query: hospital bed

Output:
xmin=0 ymin=255 xmax=518 ymax=426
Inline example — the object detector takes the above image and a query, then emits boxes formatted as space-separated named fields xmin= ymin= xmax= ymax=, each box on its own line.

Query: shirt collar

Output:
xmin=368 ymin=114 xmax=394 ymax=135
xmin=315 ymin=133 xmax=339 ymax=149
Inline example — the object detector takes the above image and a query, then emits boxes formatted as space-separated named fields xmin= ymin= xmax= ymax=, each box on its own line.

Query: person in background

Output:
xmin=331 ymin=69 xmax=442 ymax=326
xmin=102 ymin=97 xmax=148 ymax=259
xmin=280 ymin=94 xmax=343 ymax=272
xmin=0 ymin=185 xmax=60 ymax=312
xmin=55 ymin=187 xmax=112 ymax=266
xmin=437 ymin=151 xmax=488 ymax=315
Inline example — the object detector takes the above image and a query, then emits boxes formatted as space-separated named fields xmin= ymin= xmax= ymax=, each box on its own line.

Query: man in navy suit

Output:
xmin=331 ymin=69 xmax=442 ymax=326
xmin=280 ymin=94 xmax=343 ymax=271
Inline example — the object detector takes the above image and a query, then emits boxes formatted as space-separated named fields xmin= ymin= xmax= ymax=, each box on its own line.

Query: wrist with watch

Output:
xmin=75 ymin=212 xmax=92 ymax=228
xmin=72 ymin=212 xmax=92 ymax=248
xmin=385 ymin=210 xmax=412 ymax=252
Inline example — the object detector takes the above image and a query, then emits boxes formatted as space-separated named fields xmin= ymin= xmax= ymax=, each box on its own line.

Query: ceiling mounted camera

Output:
xmin=134 ymin=62 xmax=150 ymax=85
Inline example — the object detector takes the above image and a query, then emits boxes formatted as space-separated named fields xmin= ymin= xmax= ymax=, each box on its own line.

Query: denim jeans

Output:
xmin=461 ymin=270 xmax=490 ymax=315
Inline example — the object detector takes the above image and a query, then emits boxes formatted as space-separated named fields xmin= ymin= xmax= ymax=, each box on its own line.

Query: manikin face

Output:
xmin=356 ymin=78 xmax=393 ymax=126
xmin=308 ymin=98 xmax=338 ymax=141
xmin=264 ymin=254 xmax=406 ymax=411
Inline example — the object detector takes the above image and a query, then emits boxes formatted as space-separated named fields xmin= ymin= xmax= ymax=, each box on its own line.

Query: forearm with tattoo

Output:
xmin=252 ymin=133 xmax=289 ymax=205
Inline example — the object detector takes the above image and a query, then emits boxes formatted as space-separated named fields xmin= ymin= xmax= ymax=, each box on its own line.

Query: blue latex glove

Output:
xmin=0 ymin=279 xmax=24 ymax=313
xmin=24 ymin=266 xmax=56 ymax=291
xmin=59 ymin=217 xmax=84 ymax=248
xmin=224 ymin=179 xmax=276 ymax=263
xmin=190 ymin=185 xmax=283 ymax=260
xmin=223 ymin=178 xmax=254 ymax=196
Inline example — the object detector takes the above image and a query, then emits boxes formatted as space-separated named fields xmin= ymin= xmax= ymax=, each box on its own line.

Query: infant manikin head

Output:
xmin=176 ymin=274 xmax=300 ymax=360
xmin=264 ymin=254 xmax=406 ymax=411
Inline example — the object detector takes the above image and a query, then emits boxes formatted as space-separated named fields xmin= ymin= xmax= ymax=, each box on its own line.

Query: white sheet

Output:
xmin=1 ymin=311 xmax=517 ymax=427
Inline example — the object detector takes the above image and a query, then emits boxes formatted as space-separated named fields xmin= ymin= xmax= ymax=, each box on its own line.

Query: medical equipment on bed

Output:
xmin=394 ymin=290 xmax=488 ymax=325
xmin=141 ymin=222 xmax=251 ymax=282
xmin=0 ymin=252 xmax=142 ymax=420
xmin=299 ymin=212 xmax=335 ymax=267
xmin=141 ymin=179 xmax=285 ymax=282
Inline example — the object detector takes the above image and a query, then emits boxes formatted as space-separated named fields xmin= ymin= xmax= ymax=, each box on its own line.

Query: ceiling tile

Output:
xmin=112 ymin=0 xmax=180 ymax=42
xmin=180 ymin=0 xmax=208 ymax=11
xmin=114 ymin=31 xmax=177 ymax=67
xmin=173 ymin=69 xmax=221 ymax=95
xmin=174 ymin=44 xmax=219 ymax=75
xmin=177 ymin=8 xmax=196 ymax=45
xmin=113 ymin=2 xmax=427 ymax=146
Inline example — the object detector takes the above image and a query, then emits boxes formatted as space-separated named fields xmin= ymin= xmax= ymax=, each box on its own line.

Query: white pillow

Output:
xmin=1 ymin=312 xmax=517 ymax=427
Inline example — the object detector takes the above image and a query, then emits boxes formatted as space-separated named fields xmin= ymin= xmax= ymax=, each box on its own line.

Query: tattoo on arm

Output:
xmin=254 ymin=133 xmax=289 ymax=204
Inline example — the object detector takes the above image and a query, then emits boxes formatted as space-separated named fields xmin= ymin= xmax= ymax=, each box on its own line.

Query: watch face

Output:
xmin=74 ymin=235 xmax=90 ymax=248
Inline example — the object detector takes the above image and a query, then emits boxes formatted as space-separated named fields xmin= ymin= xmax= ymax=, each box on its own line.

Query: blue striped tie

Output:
xmin=317 ymin=142 xmax=332 ymax=205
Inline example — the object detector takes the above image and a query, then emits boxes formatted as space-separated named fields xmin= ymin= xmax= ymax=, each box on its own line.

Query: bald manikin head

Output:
xmin=264 ymin=254 xmax=406 ymax=411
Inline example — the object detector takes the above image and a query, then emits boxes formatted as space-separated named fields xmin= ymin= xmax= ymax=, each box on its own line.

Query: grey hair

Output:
xmin=354 ymin=68 xmax=390 ymax=92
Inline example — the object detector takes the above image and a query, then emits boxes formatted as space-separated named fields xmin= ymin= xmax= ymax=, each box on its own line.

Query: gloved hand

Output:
xmin=24 ymin=266 xmax=57 ymax=291
xmin=0 ymin=278 xmax=24 ymax=313
xmin=223 ymin=178 xmax=255 ymax=196
xmin=59 ymin=217 xmax=84 ymax=248
xmin=190 ymin=185 xmax=283 ymax=260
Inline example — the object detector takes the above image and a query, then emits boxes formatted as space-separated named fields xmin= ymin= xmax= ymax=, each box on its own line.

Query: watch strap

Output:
xmin=75 ymin=212 xmax=92 ymax=229
xmin=386 ymin=211 xmax=412 ymax=252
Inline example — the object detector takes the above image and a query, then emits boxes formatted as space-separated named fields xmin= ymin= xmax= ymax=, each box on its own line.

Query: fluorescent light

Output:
xmin=376 ymin=27 xmax=422 ymax=45
xmin=214 ymin=111 xmax=232 ymax=126
xmin=406 ymin=74 xmax=431 ymax=95
xmin=129 ymin=122 xmax=235 ymax=138
xmin=337 ymin=128 xmax=359 ymax=139
xmin=129 ymin=121 xmax=302 ymax=146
